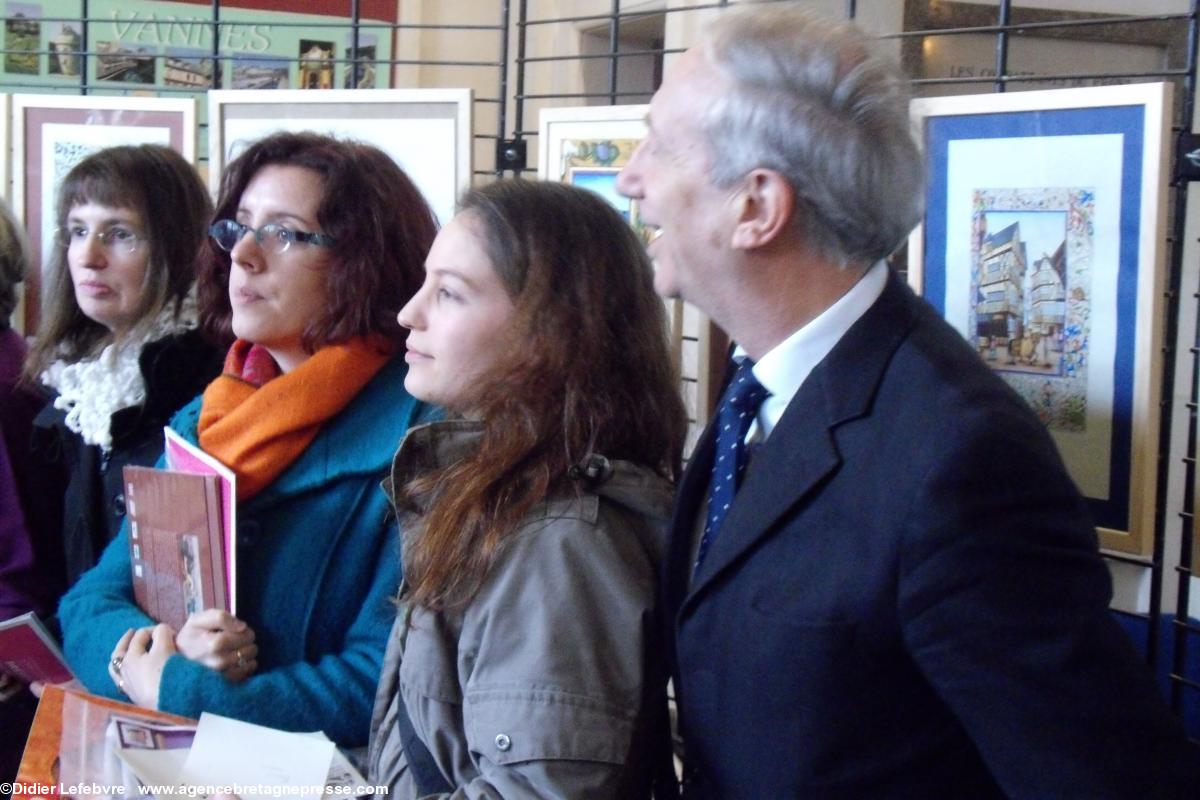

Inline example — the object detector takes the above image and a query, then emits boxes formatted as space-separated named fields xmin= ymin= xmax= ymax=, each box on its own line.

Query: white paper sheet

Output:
xmin=179 ymin=713 xmax=334 ymax=800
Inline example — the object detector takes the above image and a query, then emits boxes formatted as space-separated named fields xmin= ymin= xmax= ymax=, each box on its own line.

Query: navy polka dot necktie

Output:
xmin=695 ymin=358 xmax=770 ymax=573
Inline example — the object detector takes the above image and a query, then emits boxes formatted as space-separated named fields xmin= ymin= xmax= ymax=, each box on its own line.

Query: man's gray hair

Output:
xmin=700 ymin=5 xmax=924 ymax=268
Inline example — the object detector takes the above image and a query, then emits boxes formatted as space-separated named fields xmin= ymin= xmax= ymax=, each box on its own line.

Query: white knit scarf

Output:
xmin=41 ymin=296 xmax=199 ymax=453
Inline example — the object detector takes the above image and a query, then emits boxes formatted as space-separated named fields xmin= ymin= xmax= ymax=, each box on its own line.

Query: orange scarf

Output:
xmin=198 ymin=337 xmax=394 ymax=500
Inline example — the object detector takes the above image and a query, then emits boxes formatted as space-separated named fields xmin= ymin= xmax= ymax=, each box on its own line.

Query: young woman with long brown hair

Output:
xmin=367 ymin=179 xmax=687 ymax=797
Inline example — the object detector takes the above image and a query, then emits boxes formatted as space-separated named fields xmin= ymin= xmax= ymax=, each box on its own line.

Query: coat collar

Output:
xmin=385 ymin=419 xmax=484 ymax=517
xmin=671 ymin=269 xmax=923 ymax=611
xmin=112 ymin=330 xmax=222 ymax=443
xmin=173 ymin=356 xmax=424 ymax=504
xmin=32 ymin=330 xmax=221 ymax=449
xmin=385 ymin=418 xmax=676 ymax=525
xmin=262 ymin=357 xmax=423 ymax=501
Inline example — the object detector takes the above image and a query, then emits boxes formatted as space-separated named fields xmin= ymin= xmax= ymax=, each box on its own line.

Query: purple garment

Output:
xmin=0 ymin=326 xmax=62 ymax=620
xmin=0 ymin=419 xmax=36 ymax=619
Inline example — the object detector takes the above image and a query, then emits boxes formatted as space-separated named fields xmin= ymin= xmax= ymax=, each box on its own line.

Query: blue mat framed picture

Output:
xmin=908 ymin=83 xmax=1173 ymax=556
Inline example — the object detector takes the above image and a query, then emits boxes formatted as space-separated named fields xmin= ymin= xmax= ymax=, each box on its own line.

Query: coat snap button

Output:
xmin=494 ymin=733 xmax=511 ymax=751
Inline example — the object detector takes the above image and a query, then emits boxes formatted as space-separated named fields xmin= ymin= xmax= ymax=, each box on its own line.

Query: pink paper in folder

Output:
xmin=163 ymin=427 xmax=237 ymax=616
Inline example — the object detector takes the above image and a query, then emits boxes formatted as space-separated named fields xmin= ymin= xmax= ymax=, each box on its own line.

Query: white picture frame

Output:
xmin=208 ymin=88 xmax=473 ymax=226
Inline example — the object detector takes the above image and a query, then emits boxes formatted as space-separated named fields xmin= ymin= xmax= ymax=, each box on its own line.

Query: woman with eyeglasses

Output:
xmin=57 ymin=131 xmax=438 ymax=748
xmin=25 ymin=144 xmax=223 ymax=608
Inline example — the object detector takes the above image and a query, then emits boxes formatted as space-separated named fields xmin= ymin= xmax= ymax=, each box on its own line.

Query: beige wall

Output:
xmin=391 ymin=0 xmax=505 ymax=175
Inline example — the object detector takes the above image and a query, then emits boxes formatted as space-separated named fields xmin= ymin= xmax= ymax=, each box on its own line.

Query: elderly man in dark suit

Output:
xmin=616 ymin=5 xmax=1199 ymax=798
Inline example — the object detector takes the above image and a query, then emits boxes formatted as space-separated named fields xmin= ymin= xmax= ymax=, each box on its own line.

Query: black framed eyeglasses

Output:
xmin=209 ymin=219 xmax=335 ymax=255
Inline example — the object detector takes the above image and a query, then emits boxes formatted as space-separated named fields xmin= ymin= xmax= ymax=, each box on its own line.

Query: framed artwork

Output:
xmin=538 ymin=104 xmax=728 ymax=454
xmin=537 ymin=104 xmax=652 ymax=243
xmin=208 ymin=88 xmax=472 ymax=227
xmin=11 ymin=93 xmax=196 ymax=334
xmin=908 ymin=82 xmax=1173 ymax=556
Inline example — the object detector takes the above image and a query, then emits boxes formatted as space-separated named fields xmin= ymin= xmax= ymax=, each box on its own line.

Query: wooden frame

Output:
xmin=908 ymin=82 xmax=1173 ymax=556
xmin=208 ymin=88 xmax=472 ymax=227
xmin=10 ymin=93 xmax=196 ymax=334
xmin=537 ymin=104 xmax=727 ymax=453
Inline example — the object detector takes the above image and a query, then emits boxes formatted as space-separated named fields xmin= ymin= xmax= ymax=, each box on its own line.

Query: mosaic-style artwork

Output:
xmin=970 ymin=187 xmax=1094 ymax=432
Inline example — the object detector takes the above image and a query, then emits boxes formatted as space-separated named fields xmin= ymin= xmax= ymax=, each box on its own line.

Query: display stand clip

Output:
xmin=496 ymin=139 xmax=527 ymax=172
xmin=1178 ymin=131 xmax=1200 ymax=183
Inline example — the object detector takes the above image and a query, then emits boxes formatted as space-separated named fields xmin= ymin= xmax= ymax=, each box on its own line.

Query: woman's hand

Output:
xmin=175 ymin=609 xmax=258 ymax=682
xmin=110 ymin=626 xmax=175 ymax=709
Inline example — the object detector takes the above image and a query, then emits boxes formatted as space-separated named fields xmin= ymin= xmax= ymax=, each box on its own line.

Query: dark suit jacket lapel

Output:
xmin=663 ymin=411 xmax=715 ymax=623
xmin=679 ymin=270 xmax=923 ymax=607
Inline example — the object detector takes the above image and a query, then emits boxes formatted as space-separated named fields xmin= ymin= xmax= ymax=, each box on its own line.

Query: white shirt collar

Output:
xmin=734 ymin=261 xmax=888 ymax=441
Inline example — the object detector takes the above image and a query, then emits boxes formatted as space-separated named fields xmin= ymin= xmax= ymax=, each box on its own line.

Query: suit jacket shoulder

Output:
xmin=668 ymin=270 xmax=1199 ymax=798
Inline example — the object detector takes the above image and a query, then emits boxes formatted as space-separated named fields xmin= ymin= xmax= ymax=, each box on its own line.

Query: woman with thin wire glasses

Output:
xmin=25 ymin=144 xmax=224 ymax=608
xmin=58 ymin=131 xmax=439 ymax=749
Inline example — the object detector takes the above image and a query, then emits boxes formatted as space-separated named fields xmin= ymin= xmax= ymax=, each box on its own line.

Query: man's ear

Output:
xmin=730 ymin=168 xmax=794 ymax=250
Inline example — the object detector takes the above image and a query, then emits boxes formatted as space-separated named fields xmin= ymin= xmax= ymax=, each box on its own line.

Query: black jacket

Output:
xmin=32 ymin=328 xmax=224 ymax=592
xmin=666 ymin=271 xmax=1200 ymax=798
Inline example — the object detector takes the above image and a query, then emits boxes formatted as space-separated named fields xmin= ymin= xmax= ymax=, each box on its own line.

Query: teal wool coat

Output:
xmin=59 ymin=357 xmax=430 ymax=746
